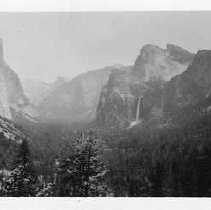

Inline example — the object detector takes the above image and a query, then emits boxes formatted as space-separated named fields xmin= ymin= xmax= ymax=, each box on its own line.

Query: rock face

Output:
xmin=96 ymin=44 xmax=194 ymax=129
xmin=23 ymin=77 xmax=68 ymax=107
xmin=163 ymin=50 xmax=211 ymax=113
xmin=0 ymin=39 xmax=32 ymax=121
xmin=38 ymin=65 xmax=131 ymax=123
xmin=132 ymin=44 xmax=194 ymax=81
xmin=23 ymin=79 xmax=51 ymax=106
xmin=0 ymin=116 xmax=28 ymax=143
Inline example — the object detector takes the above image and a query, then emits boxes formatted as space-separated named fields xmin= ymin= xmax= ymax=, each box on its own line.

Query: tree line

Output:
xmin=0 ymin=131 xmax=112 ymax=197
xmin=1 ymin=99 xmax=211 ymax=196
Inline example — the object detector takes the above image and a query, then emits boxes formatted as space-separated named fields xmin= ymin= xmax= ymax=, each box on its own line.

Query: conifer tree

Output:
xmin=36 ymin=182 xmax=55 ymax=197
xmin=2 ymin=139 xmax=37 ymax=197
xmin=57 ymin=131 xmax=111 ymax=197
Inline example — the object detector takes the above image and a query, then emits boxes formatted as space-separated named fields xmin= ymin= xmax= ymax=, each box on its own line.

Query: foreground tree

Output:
xmin=2 ymin=139 xmax=38 ymax=196
xmin=57 ymin=131 xmax=112 ymax=196
xmin=36 ymin=182 xmax=55 ymax=197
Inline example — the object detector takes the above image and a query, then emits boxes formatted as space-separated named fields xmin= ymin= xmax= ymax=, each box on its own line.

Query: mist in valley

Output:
xmin=0 ymin=12 xmax=211 ymax=197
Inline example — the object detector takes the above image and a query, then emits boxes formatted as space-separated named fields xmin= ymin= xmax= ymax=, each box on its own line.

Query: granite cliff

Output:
xmin=38 ymin=65 xmax=131 ymax=123
xmin=96 ymin=44 xmax=195 ymax=129
xmin=0 ymin=39 xmax=35 ymax=122
xmin=163 ymin=50 xmax=211 ymax=114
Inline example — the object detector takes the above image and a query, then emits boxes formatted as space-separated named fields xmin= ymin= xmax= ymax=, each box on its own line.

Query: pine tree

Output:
xmin=36 ymin=182 xmax=55 ymax=197
xmin=2 ymin=139 xmax=38 ymax=197
xmin=57 ymin=131 xmax=112 ymax=197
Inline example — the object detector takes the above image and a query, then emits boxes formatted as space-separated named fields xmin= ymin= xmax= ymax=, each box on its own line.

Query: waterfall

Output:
xmin=127 ymin=96 xmax=142 ymax=129
xmin=135 ymin=97 xmax=141 ymax=122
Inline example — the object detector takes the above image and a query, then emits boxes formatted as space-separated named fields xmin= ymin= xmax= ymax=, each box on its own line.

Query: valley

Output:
xmin=0 ymin=25 xmax=211 ymax=196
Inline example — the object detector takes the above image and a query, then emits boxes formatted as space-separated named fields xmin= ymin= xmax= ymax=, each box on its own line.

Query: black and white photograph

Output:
xmin=0 ymin=0 xmax=211 ymax=208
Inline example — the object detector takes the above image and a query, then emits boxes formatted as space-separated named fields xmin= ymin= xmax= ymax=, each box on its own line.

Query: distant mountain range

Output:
xmin=22 ymin=43 xmax=197 ymax=128
xmin=36 ymin=65 xmax=132 ymax=123
xmin=2 ymin=38 xmax=211 ymax=133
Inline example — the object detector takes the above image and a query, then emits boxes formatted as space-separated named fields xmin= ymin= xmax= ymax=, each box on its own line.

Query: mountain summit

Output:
xmin=132 ymin=44 xmax=194 ymax=81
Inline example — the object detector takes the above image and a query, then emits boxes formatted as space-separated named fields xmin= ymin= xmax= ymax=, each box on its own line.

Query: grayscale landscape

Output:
xmin=0 ymin=12 xmax=211 ymax=196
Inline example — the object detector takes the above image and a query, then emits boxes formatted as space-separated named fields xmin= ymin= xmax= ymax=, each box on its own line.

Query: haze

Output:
xmin=0 ymin=12 xmax=211 ymax=82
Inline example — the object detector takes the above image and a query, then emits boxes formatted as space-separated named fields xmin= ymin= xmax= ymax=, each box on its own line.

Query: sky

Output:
xmin=0 ymin=12 xmax=211 ymax=82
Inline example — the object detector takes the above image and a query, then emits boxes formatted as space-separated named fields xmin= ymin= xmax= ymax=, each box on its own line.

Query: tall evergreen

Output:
xmin=57 ymin=131 xmax=111 ymax=197
xmin=2 ymin=139 xmax=37 ymax=197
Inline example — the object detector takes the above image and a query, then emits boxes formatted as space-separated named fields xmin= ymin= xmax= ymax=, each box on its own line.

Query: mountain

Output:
xmin=22 ymin=79 xmax=51 ymax=106
xmin=22 ymin=77 xmax=68 ymax=107
xmin=132 ymin=44 xmax=194 ymax=81
xmin=163 ymin=50 xmax=211 ymax=114
xmin=96 ymin=44 xmax=195 ymax=129
xmin=0 ymin=39 xmax=35 ymax=121
xmin=38 ymin=65 xmax=131 ymax=123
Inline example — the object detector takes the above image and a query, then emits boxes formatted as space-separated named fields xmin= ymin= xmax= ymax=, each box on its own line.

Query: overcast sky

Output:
xmin=0 ymin=12 xmax=211 ymax=82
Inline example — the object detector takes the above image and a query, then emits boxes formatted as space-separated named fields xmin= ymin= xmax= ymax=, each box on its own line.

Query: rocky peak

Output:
xmin=166 ymin=44 xmax=195 ymax=65
xmin=184 ymin=50 xmax=211 ymax=86
xmin=191 ymin=50 xmax=211 ymax=68
xmin=132 ymin=44 xmax=193 ymax=82
xmin=134 ymin=44 xmax=165 ymax=66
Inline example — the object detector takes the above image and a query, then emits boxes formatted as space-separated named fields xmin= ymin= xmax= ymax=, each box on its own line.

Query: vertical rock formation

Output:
xmin=163 ymin=50 xmax=211 ymax=113
xmin=38 ymin=65 xmax=131 ymax=123
xmin=96 ymin=44 xmax=195 ymax=129
xmin=0 ymin=39 xmax=32 ymax=120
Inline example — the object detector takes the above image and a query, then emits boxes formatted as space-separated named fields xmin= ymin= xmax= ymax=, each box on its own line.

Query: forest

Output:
xmin=0 ymin=99 xmax=211 ymax=197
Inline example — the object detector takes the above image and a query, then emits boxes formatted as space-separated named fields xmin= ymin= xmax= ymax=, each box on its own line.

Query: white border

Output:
xmin=0 ymin=0 xmax=210 ymax=11
xmin=0 ymin=0 xmax=211 ymax=209
xmin=0 ymin=198 xmax=211 ymax=210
